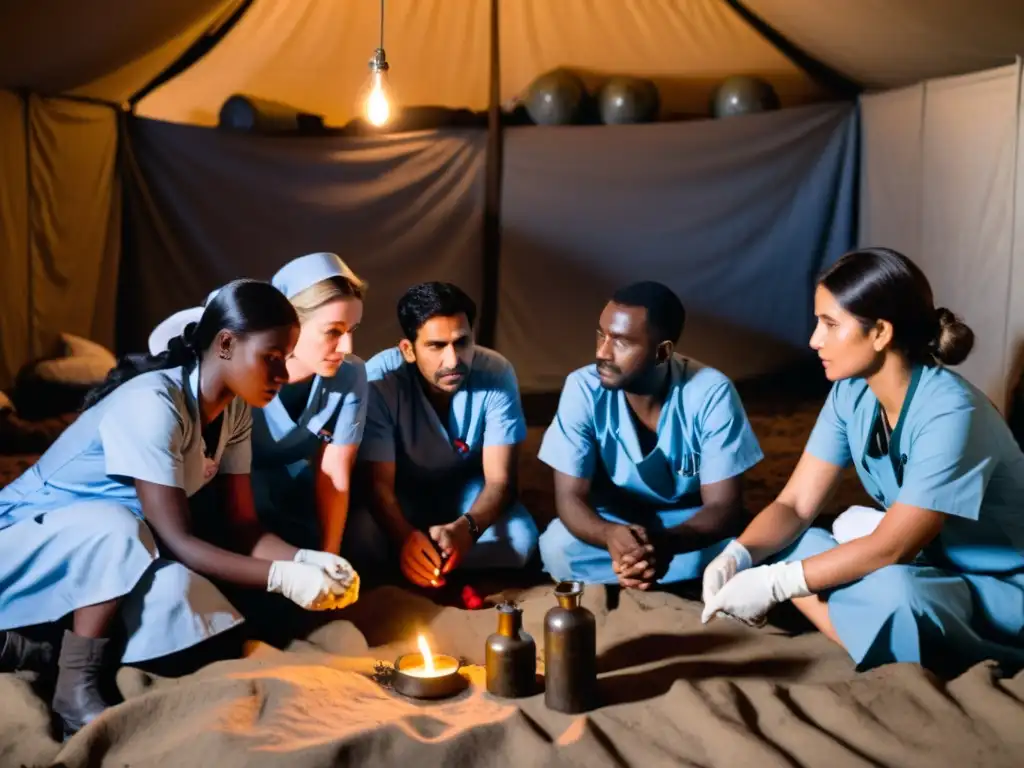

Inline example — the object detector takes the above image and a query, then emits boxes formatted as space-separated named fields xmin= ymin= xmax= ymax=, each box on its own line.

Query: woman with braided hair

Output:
xmin=0 ymin=279 xmax=357 ymax=739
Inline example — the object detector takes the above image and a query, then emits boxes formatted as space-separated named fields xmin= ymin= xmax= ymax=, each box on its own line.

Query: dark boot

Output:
xmin=51 ymin=630 xmax=113 ymax=740
xmin=0 ymin=630 xmax=55 ymax=673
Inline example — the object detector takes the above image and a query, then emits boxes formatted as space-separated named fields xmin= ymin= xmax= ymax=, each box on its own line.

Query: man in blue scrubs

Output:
xmin=349 ymin=282 xmax=538 ymax=587
xmin=537 ymin=281 xmax=763 ymax=589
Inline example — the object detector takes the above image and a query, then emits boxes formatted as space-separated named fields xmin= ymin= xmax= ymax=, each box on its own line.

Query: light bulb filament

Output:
xmin=365 ymin=71 xmax=391 ymax=126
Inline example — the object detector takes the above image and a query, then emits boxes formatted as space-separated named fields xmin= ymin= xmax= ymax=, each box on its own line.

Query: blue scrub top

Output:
xmin=807 ymin=364 xmax=1024 ymax=574
xmin=538 ymin=356 xmax=764 ymax=510
xmin=250 ymin=356 xmax=367 ymax=472
xmin=358 ymin=346 xmax=527 ymax=487
xmin=0 ymin=364 xmax=252 ymax=530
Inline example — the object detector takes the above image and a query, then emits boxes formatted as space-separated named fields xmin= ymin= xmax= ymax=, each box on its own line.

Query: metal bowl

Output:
xmin=392 ymin=653 xmax=466 ymax=699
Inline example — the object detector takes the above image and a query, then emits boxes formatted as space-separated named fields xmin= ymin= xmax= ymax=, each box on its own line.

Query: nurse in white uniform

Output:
xmin=0 ymin=280 xmax=357 ymax=738
xmin=350 ymin=282 xmax=539 ymax=587
xmin=537 ymin=281 xmax=764 ymax=588
xmin=148 ymin=253 xmax=368 ymax=556
xmin=702 ymin=248 xmax=1024 ymax=675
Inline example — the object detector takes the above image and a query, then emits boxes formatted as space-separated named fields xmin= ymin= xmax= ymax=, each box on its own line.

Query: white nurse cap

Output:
xmin=147 ymin=306 xmax=205 ymax=355
xmin=272 ymin=252 xmax=351 ymax=299
xmin=146 ymin=286 xmax=222 ymax=355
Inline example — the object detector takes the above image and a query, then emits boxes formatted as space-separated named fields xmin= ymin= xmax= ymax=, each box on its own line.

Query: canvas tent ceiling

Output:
xmin=744 ymin=0 xmax=1024 ymax=89
xmin=0 ymin=0 xmax=241 ymax=102
xmin=133 ymin=0 xmax=1024 ymax=126
xmin=134 ymin=0 xmax=829 ymax=126
xmin=3 ymin=1 xmax=1022 ymax=117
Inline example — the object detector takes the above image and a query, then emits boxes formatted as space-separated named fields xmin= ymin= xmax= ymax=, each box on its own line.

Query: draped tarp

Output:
xmin=0 ymin=90 xmax=29 ymax=390
xmin=858 ymin=85 xmax=924 ymax=260
xmin=496 ymin=102 xmax=859 ymax=392
xmin=0 ymin=94 xmax=120 ymax=389
xmin=118 ymin=120 xmax=487 ymax=357
xmin=920 ymin=64 xmax=1021 ymax=410
xmin=27 ymin=97 xmax=122 ymax=358
xmin=859 ymin=62 xmax=1022 ymax=411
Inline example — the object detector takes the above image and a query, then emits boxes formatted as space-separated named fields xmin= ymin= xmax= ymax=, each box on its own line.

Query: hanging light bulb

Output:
xmin=360 ymin=48 xmax=393 ymax=127
xmin=357 ymin=0 xmax=395 ymax=128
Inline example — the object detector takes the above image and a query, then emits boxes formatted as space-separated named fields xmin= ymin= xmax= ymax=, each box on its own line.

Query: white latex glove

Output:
xmin=293 ymin=549 xmax=361 ymax=609
xmin=701 ymin=539 xmax=753 ymax=606
xmin=266 ymin=560 xmax=350 ymax=611
xmin=294 ymin=549 xmax=356 ymax=584
xmin=701 ymin=561 xmax=810 ymax=626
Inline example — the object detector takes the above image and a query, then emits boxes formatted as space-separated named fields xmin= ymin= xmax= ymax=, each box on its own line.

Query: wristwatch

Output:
xmin=461 ymin=513 xmax=481 ymax=541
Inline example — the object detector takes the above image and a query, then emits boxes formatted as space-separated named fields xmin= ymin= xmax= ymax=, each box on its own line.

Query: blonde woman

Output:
xmin=148 ymin=253 xmax=367 ymax=557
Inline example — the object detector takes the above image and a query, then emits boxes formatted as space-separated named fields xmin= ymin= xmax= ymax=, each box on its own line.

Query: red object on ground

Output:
xmin=461 ymin=585 xmax=485 ymax=610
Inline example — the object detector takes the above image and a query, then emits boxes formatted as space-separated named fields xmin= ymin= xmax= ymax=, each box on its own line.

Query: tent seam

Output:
xmin=999 ymin=56 xmax=1023 ymax=413
xmin=721 ymin=0 xmax=862 ymax=97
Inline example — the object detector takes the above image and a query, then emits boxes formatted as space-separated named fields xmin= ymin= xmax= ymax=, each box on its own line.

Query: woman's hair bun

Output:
xmin=932 ymin=307 xmax=974 ymax=366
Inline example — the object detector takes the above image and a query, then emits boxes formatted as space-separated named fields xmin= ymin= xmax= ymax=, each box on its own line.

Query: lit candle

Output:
xmin=418 ymin=634 xmax=435 ymax=676
xmin=399 ymin=634 xmax=458 ymax=678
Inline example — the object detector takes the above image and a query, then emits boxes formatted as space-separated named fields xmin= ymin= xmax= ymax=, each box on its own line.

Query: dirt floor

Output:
xmin=10 ymin=380 xmax=1024 ymax=768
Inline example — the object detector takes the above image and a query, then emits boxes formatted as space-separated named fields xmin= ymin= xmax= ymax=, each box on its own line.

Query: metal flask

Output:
xmin=543 ymin=580 xmax=597 ymax=713
xmin=485 ymin=601 xmax=537 ymax=698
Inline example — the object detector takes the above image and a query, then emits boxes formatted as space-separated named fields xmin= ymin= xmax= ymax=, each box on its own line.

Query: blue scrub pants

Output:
xmin=343 ymin=477 xmax=539 ymax=577
xmin=539 ymin=507 xmax=729 ymax=585
xmin=778 ymin=528 xmax=1024 ymax=673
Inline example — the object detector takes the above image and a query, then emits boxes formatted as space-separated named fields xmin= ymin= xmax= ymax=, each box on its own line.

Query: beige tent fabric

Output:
xmin=746 ymin=0 xmax=1024 ymax=90
xmin=0 ymin=0 xmax=239 ymax=102
xmin=859 ymin=63 xmax=1023 ymax=410
xmin=27 ymin=97 xmax=122 ymax=358
xmin=858 ymin=85 xmax=924 ymax=258
xmin=919 ymin=64 xmax=1021 ymax=410
xmin=1007 ymin=75 xmax=1024 ymax=411
xmin=137 ymin=0 xmax=491 ymax=127
xmin=499 ymin=0 xmax=829 ymax=117
xmin=0 ymin=90 xmax=29 ymax=390
xmin=5 ymin=1 xmax=1024 ymax=112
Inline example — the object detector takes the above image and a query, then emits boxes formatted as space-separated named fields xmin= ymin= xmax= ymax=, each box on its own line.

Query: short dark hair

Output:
xmin=397 ymin=282 xmax=477 ymax=341
xmin=610 ymin=281 xmax=686 ymax=344
xmin=819 ymin=247 xmax=974 ymax=366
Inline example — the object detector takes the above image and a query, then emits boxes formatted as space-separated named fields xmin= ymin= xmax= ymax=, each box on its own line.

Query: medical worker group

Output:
xmin=1 ymin=246 xmax=1022 ymax=740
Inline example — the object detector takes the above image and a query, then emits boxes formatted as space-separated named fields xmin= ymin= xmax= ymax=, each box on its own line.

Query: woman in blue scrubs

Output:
xmin=0 ymin=280 xmax=357 ymax=738
xmin=250 ymin=253 xmax=368 ymax=555
xmin=149 ymin=253 xmax=369 ymax=557
xmin=702 ymin=247 xmax=1024 ymax=675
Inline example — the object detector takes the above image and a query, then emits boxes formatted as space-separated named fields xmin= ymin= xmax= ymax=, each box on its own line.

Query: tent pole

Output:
xmin=479 ymin=0 xmax=503 ymax=349
xmin=21 ymin=88 xmax=33 ymax=362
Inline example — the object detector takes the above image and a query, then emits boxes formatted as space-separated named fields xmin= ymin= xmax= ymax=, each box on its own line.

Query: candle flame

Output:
xmin=417 ymin=634 xmax=435 ymax=676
